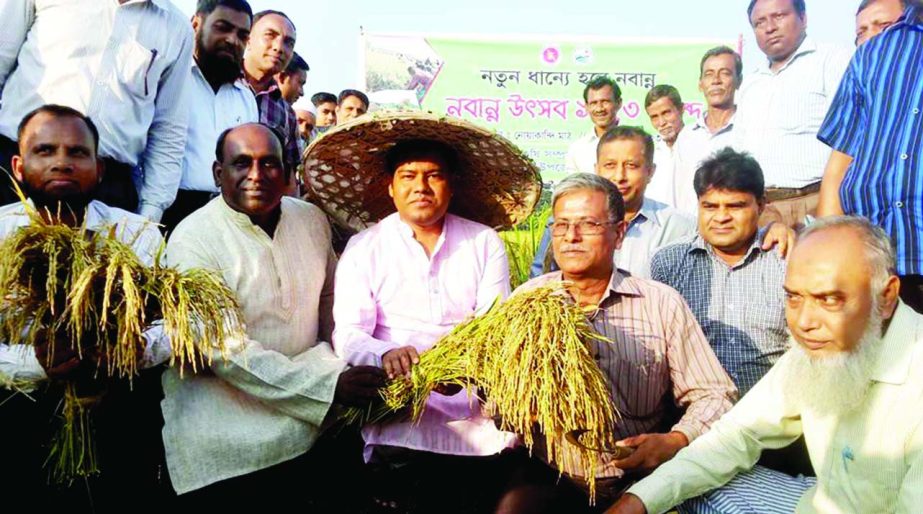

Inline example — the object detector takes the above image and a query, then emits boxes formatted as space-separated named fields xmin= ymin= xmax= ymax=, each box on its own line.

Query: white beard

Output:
xmin=783 ymin=307 xmax=884 ymax=416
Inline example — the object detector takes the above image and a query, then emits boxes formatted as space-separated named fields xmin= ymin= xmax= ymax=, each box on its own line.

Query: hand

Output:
xmin=381 ymin=346 xmax=419 ymax=379
xmin=34 ymin=332 xmax=83 ymax=381
xmin=433 ymin=382 xmax=463 ymax=396
xmin=334 ymin=365 xmax=388 ymax=407
xmin=611 ymin=431 xmax=688 ymax=474
xmin=761 ymin=222 xmax=795 ymax=259
xmin=603 ymin=493 xmax=648 ymax=514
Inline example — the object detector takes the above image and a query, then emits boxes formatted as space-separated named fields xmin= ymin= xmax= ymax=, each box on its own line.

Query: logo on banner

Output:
xmin=573 ymin=47 xmax=594 ymax=65
xmin=541 ymin=46 xmax=560 ymax=65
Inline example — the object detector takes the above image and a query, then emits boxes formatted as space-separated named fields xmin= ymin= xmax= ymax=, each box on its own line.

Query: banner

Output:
xmin=362 ymin=33 xmax=732 ymax=182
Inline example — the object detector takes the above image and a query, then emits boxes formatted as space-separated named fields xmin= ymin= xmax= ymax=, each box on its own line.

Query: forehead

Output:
xmin=702 ymin=53 xmax=736 ymax=71
xmin=253 ymin=13 xmax=295 ymax=36
xmin=785 ymin=231 xmax=872 ymax=293
xmin=207 ymin=5 xmax=251 ymax=27
xmin=318 ymin=101 xmax=336 ymax=111
xmin=394 ymin=152 xmax=448 ymax=171
xmin=699 ymin=188 xmax=757 ymax=203
xmin=554 ymin=189 xmax=608 ymax=218
xmin=859 ymin=0 xmax=904 ymax=21
xmin=751 ymin=0 xmax=796 ymax=19
xmin=340 ymin=96 xmax=365 ymax=107
xmin=598 ymin=137 xmax=645 ymax=160
xmin=223 ymin=125 xmax=282 ymax=159
xmin=22 ymin=113 xmax=93 ymax=145
xmin=587 ymin=85 xmax=615 ymax=101
xmin=646 ymin=96 xmax=680 ymax=113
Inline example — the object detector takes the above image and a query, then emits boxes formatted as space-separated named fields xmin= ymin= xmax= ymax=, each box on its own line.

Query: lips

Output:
xmin=800 ymin=339 xmax=828 ymax=351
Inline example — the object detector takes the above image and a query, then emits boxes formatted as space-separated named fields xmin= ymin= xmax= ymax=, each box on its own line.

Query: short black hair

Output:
xmin=338 ymin=89 xmax=370 ymax=109
xmin=384 ymin=139 xmax=458 ymax=177
xmin=694 ymin=148 xmax=765 ymax=199
xmin=195 ymin=0 xmax=253 ymax=20
xmin=582 ymin=76 xmax=622 ymax=104
xmin=17 ymin=104 xmax=100 ymax=153
xmin=311 ymin=92 xmax=337 ymax=107
xmin=215 ymin=123 xmax=288 ymax=176
xmin=747 ymin=0 xmax=806 ymax=20
xmin=282 ymin=52 xmax=309 ymax=74
xmin=253 ymin=9 xmax=294 ymax=28
xmin=644 ymin=84 xmax=683 ymax=111
xmin=699 ymin=46 xmax=743 ymax=85
xmin=597 ymin=126 xmax=655 ymax=167
xmin=856 ymin=0 xmax=906 ymax=15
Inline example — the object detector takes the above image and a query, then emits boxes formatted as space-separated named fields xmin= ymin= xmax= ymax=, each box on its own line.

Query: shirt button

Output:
xmin=914 ymin=108 xmax=921 ymax=115
xmin=901 ymin=153 xmax=909 ymax=160
xmin=896 ymin=201 xmax=905 ymax=208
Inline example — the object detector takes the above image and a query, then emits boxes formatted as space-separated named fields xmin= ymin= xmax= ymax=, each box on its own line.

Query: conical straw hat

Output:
xmin=301 ymin=111 xmax=543 ymax=231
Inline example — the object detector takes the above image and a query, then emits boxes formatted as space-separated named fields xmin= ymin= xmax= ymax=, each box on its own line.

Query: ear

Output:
xmin=613 ymin=220 xmax=628 ymax=250
xmin=880 ymin=275 xmax=901 ymax=320
xmin=95 ymin=157 xmax=105 ymax=184
xmin=191 ymin=14 xmax=202 ymax=32
xmin=756 ymin=195 xmax=767 ymax=215
xmin=10 ymin=154 xmax=24 ymax=183
xmin=388 ymin=182 xmax=394 ymax=200
xmin=212 ymin=161 xmax=223 ymax=188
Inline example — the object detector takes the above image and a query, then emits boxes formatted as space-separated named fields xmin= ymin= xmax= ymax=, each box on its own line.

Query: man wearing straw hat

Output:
xmin=304 ymin=111 xmax=542 ymax=513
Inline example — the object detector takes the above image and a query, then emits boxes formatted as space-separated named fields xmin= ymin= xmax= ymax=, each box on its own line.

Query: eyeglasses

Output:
xmin=550 ymin=219 xmax=616 ymax=237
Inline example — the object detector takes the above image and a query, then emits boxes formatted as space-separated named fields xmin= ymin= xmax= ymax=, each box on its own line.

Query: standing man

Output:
xmin=311 ymin=91 xmax=338 ymax=134
xmin=162 ymin=123 xmax=385 ymax=508
xmin=817 ymin=4 xmax=923 ymax=312
xmin=735 ymin=0 xmax=851 ymax=228
xmin=651 ymin=149 xmax=788 ymax=397
xmin=855 ymin=0 xmax=906 ymax=46
xmin=0 ymin=0 xmax=194 ymax=222
xmin=671 ymin=47 xmax=742 ymax=216
xmin=608 ymin=216 xmax=923 ymax=514
xmin=275 ymin=52 xmax=309 ymax=105
xmin=242 ymin=10 xmax=301 ymax=172
xmin=161 ymin=0 xmax=258 ymax=233
xmin=565 ymin=76 xmax=622 ymax=175
xmin=643 ymin=85 xmax=686 ymax=208
xmin=335 ymin=89 xmax=370 ymax=124
xmin=295 ymin=107 xmax=316 ymax=145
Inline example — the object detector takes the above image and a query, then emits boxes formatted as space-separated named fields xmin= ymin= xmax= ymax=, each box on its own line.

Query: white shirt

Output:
xmin=564 ymin=129 xmax=600 ymax=174
xmin=0 ymin=0 xmax=194 ymax=221
xmin=735 ymin=37 xmax=851 ymax=188
xmin=162 ymin=197 xmax=345 ymax=494
xmin=0 ymin=200 xmax=167 ymax=389
xmin=618 ymin=198 xmax=696 ymax=279
xmin=646 ymin=133 xmax=681 ymax=207
xmin=181 ymin=65 xmax=258 ymax=192
xmin=672 ymin=113 xmax=737 ymax=216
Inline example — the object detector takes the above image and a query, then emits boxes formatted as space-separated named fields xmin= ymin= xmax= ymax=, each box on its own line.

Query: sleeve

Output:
xmin=662 ymin=293 xmax=738 ymax=442
xmin=564 ymin=142 xmax=579 ymax=174
xmin=166 ymin=229 xmax=344 ymax=424
xmin=331 ymin=238 xmax=401 ymax=367
xmin=897 ymin=420 xmax=923 ymax=513
xmin=137 ymin=24 xmax=194 ymax=222
xmin=649 ymin=248 xmax=670 ymax=285
xmin=0 ymin=0 xmax=34 ymax=92
xmin=628 ymin=356 xmax=804 ymax=514
xmin=318 ymin=245 xmax=337 ymax=344
xmin=817 ymin=50 xmax=866 ymax=157
xmin=476 ymin=230 xmax=511 ymax=312
xmin=529 ymin=221 xmax=554 ymax=279
xmin=0 ymin=343 xmax=45 ymax=390
xmin=283 ymin=104 xmax=301 ymax=172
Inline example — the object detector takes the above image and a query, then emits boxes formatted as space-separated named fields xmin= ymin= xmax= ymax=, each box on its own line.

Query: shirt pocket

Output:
xmin=114 ymin=40 xmax=160 ymax=100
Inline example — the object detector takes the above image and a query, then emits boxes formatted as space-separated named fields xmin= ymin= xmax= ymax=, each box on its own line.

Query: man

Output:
xmin=275 ymin=52 xmax=309 ymax=104
xmin=643 ymin=85 xmax=686 ymax=208
xmin=332 ymin=134 xmax=532 ymax=512
xmin=162 ymin=123 xmax=385 ymax=508
xmin=608 ymin=216 xmax=923 ymax=514
xmin=855 ymin=0 xmax=905 ymax=46
xmin=565 ymin=76 xmax=622 ymax=175
xmin=336 ymin=89 xmax=370 ymax=124
xmin=816 ymin=4 xmax=923 ymax=312
xmin=532 ymin=126 xmax=695 ymax=280
xmin=509 ymin=173 xmax=736 ymax=511
xmin=735 ymin=0 xmax=851 ymax=228
xmin=312 ymin=91 xmax=338 ymax=133
xmin=295 ymin=107 xmax=316 ymax=144
xmin=0 ymin=0 xmax=194 ymax=222
xmin=671 ymin=47 xmax=742 ymax=216
xmin=243 ymin=10 xmax=301 ymax=172
xmin=160 ymin=0 xmax=258 ymax=233
xmin=651 ymin=149 xmax=787 ymax=396
xmin=0 ymin=105 xmax=167 ymax=510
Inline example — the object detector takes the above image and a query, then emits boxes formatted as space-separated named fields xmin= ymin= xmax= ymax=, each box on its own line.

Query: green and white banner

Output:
xmin=362 ymin=33 xmax=732 ymax=181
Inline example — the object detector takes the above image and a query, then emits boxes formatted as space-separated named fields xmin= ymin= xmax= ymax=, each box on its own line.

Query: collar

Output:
xmin=216 ymin=195 xmax=285 ymax=239
xmin=898 ymin=5 xmax=923 ymax=29
xmin=628 ymin=198 xmax=664 ymax=229
xmin=549 ymin=268 xmax=644 ymax=305
xmin=692 ymin=110 xmax=736 ymax=135
xmin=121 ymin=0 xmax=171 ymax=10
xmin=390 ymin=212 xmax=451 ymax=260
xmin=192 ymin=62 xmax=251 ymax=93
xmin=687 ymin=227 xmax=766 ymax=269
xmin=251 ymin=81 xmax=283 ymax=99
xmin=871 ymin=302 xmax=920 ymax=385
xmin=10 ymin=199 xmax=109 ymax=231
xmin=758 ymin=36 xmax=816 ymax=75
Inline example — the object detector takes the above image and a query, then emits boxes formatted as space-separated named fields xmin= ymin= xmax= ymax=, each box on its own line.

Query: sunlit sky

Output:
xmin=172 ymin=0 xmax=856 ymax=98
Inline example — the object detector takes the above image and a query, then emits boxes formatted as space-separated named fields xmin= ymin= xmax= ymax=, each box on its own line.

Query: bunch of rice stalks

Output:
xmin=0 ymin=197 xmax=244 ymax=483
xmin=344 ymin=282 xmax=617 ymax=501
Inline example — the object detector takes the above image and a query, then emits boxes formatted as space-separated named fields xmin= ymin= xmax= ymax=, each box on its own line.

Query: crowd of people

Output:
xmin=0 ymin=0 xmax=921 ymax=513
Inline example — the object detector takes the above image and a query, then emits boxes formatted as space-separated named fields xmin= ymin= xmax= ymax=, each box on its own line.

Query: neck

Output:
xmin=245 ymin=66 xmax=275 ymax=93
xmin=624 ymin=200 xmax=643 ymax=224
xmin=712 ymin=235 xmax=756 ymax=266
xmin=249 ymin=205 xmax=282 ymax=238
xmin=594 ymin=121 xmax=616 ymax=138
xmin=563 ymin=268 xmax=612 ymax=307
xmin=195 ymin=55 xmax=227 ymax=93
xmin=769 ymin=34 xmax=806 ymax=73
xmin=705 ymin=105 xmax=736 ymax=133
xmin=405 ymin=216 xmax=445 ymax=258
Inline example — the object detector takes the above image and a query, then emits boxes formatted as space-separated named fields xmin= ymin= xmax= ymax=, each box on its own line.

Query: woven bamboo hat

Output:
xmin=301 ymin=111 xmax=542 ymax=231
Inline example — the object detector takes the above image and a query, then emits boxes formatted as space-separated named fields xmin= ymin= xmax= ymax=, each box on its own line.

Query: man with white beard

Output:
xmin=607 ymin=215 xmax=923 ymax=514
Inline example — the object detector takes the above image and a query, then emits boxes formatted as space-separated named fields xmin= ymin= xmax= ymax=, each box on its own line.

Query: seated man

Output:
xmin=651 ymin=149 xmax=788 ymax=396
xmin=0 ymin=105 xmax=167 ymax=510
xmin=162 ymin=123 xmax=385 ymax=509
xmin=609 ymin=216 xmax=922 ymax=514
xmin=331 ymin=130 xmax=538 ymax=512
xmin=508 ymin=173 xmax=737 ymax=512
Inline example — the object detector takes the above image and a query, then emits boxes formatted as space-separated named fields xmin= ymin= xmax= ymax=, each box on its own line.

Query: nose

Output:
xmin=563 ymin=223 xmax=582 ymax=243
xmin=411 ymin=174 xmax=431 ymax=193
xmin=714 ymin=205 xmax=733 ymax=222
xmin=793 ymin=302 xmax=820 ymax=333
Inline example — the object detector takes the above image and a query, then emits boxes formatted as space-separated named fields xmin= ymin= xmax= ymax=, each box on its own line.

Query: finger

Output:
xmin=398 ymin=353 xmax=412 ymax=377
xmin=612 ymin=449 xmax=645 ymax=471
xmin=617 ymin=435 xmax=644 ymax=448
xmin=382 ymin=358 xmax=395 ymax=379
xmin=407 ymin=347 xmax=420 ymax=364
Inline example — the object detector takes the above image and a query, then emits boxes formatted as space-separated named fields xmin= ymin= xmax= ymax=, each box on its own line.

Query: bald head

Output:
xmin=213 ymin=123 xmax=288 ymax=224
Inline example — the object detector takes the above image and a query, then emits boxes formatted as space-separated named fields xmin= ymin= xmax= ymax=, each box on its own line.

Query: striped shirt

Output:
xmin=735 ymin=37 xmax=851 ymax=188
xmin=254 ymin=84 xmax=301 ymax=171
xmin=650 ymin=232 xmax=789 ymax=395
xmin=629 ymin=302 xmax=923 ymax=514
xmin=516 ymin=271 xmax=737 ymax=478
xmin=817 ymin=7 xmax=923 ymax=275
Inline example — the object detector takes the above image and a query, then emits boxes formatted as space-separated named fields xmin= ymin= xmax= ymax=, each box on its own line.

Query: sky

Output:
xmin=173 ymin=0 xmax=857 ymax=98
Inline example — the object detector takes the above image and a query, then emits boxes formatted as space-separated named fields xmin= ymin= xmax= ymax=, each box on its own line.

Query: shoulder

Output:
xmin=626 ymin=275 xmax=692 ymax=314
xmin=650 ymin=236 xmax=697 ymax=270
xmin=282 ymin=196 xmax=327 ymax=223
xmin=512 ymin=271 xmax=562 ymax=296
xmin=169 ymin=198 xmax=222 ymax=245
xmin=449 ymin=214 xmax=503 ymax=245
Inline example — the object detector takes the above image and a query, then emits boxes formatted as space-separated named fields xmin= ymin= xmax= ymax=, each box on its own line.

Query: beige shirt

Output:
xmin=630 ymin=302 xmax=923 ymax=514
xmin=161 ymin=197 xmax=346 ymax=494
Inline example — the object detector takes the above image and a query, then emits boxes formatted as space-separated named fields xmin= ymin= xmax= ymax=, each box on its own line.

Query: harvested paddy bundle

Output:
xmin=0 ymin=200 xmax=244 ymax=483
xmin=345 ymin=282 xmax=618 ymax=500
